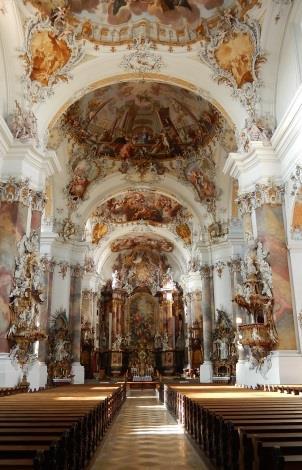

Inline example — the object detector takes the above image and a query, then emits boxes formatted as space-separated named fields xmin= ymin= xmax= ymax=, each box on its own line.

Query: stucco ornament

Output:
xmin=0 ymin=177 xmax=46 ymax=210
xmin=120 ymin=38 xmax=165 ymax=74
xmin=237 ymin=183 xmax=285 ymax=215
xmin=214 ymin=261 xmax=226 ymax=278
xmin=236 ymin=116 xmax=274 ymax=153
xmin=290 ymin=165 xmax=302 ymax=196
xmin=84 ymin=255 xmax=95 ymax=274
xmin=207 ymin=219 xmax=229 ymax=243
xmin=55 ymin=216 xmax=79 ymax=242
xmin=7 ymin=101 xmax=38 ymax=144
xmin=20 ymin=9 xmax=83 ymax=103
xmin=199 ymin=11 xmax=265 ymax=117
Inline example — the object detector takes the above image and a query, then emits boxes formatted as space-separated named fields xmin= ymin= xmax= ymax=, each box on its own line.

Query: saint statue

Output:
xmin=219 ymin=338 xmax=229 ymax=360
xmin=162 ymin=331 xmax=169 ymax=351
xmin=154 ymin=332 xmax=162 ymax=349
xmin=112 ymin=334 xmax=123 ymax=351
xmin=112 ymin=270 xmax=122 ymax=289
xmin=54 ymin=337 xmax=69 ymax=362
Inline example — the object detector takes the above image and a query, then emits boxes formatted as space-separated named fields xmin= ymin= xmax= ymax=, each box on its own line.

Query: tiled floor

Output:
xmin=89 ymin=390 xmax=211 ymax=470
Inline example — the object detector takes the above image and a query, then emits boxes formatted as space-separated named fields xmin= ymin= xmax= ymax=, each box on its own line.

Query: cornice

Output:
xmin=224 ymin=142 xmax=281 ymax=193
xmin=0 ymin=117 xmax=61 ymax=189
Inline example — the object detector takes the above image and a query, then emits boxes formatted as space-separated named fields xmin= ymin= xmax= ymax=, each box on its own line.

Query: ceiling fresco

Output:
xmin=111 ymin=235 xmax=174 ymax=252
xmin=26 ymin=0 xmax=261 ymax=46
xmin=92 ymin=191 xmax=191 ymax=225
xmin=87 ymin=190 xmax=193 ymax=246
xmin=59 ymin=81 xmax=222 ymax=210
xmin=63 ymin=81 xmax=221 ymax=159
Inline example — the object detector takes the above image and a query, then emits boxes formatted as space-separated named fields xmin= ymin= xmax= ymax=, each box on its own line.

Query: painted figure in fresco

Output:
xmin=176 ymin=223 xmax=192 ymax=245
xmin=29 ymin=31 xmax=71 ymax=87
xmin=119 ymin=140 xmax=134 ymax=160
xmin=151 ymin=132 xmax=170 ymax=155
xmin=187 ymin=166 xmax=216 ymax=201
xmin=92 ymin=223 xmax=108 ymax=244
xmin=214 ymin=32 xmax=254 ymax=88
xmin=111 ymin=236 xmax=174 ymax=253
xmin=69 ymin=169 xmax=90 ymax=201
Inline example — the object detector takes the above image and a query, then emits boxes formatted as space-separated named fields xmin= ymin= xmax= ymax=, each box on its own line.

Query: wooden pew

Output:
xmin=165 ymin=384 xmax=302 ymax=470
xmin=0 ymin=383 xmax=126 ymax=469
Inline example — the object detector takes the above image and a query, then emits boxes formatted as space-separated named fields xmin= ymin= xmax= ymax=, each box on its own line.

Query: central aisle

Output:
xmin=89 ymin=389 xmax=211 ymax=470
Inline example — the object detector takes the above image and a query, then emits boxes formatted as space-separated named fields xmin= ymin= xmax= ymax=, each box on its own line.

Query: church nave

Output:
xmin=90 ymin=390 xmax=209 ymax=470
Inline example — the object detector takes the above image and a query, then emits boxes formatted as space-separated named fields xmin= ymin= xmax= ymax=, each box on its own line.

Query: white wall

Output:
xmin=275 ymin=3 xmax=302 ymax=124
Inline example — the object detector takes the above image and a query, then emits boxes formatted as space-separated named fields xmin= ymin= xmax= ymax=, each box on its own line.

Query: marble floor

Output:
xmin=89 ymin=390 xmax=212 ymax=470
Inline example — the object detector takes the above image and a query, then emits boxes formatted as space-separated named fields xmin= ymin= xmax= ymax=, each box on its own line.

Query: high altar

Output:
xmin=96 ymin=248 xmax=186 ymax=378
